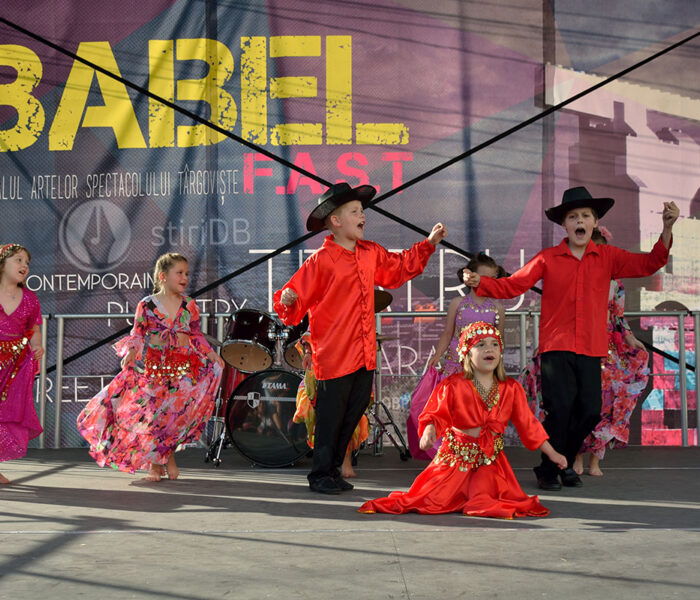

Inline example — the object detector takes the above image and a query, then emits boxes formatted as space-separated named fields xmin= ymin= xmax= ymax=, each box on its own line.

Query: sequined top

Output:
xmin=0 ymin=288 xmax=42 ymax=341
xmin=442 ymin=294 xmax=500 ymax=375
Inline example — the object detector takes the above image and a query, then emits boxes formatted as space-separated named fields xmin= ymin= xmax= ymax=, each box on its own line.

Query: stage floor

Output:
xmin=1 ymin=445 xmax=699 ymax=599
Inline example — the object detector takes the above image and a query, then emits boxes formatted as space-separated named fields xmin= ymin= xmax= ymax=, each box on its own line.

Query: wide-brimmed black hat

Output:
xmin=306 ymin=182 xmax=376 ymax=232
xmin=545 ymin=186 xmax=614 ymax=224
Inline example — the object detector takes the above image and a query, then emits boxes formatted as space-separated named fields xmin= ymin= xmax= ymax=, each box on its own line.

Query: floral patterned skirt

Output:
xmin=77 ymin=361 xmax=222 ymax=473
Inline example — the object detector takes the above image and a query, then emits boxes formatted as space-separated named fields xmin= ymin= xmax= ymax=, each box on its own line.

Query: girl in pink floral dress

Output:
xmin=0 ymin=244 xmax=44 ymax=484
xmin=77 ymin=253 xmax=224 ymax=481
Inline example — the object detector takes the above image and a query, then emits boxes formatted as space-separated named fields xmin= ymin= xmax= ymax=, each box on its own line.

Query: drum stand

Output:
xmin=369 ymin=334 xmax=411 ymax=461
xmin=368 ymin=399 xmax=411 ymax=461
xmin=204 ymin=395 xmax=229 ymax=467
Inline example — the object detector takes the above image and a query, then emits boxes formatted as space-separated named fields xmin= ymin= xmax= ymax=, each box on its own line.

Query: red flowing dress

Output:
xmin=359 ymin=375 xmax=550 ymax=518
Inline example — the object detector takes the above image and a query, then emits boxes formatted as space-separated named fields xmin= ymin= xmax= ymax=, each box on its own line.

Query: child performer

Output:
xmin=359 ymin=321 xmax=566 ymax=518
xmin=293 ymin=332 xmax=369 ymax=478
xmin=464 ymin=186 xmax=678 ymax=491
xmin=275 ymin=182 xmax=447 ymax=494
xmin=428 ymin=252 xmax=505 ymax=372
xmin=574 ymin=227 xmax=650 ymax=476
xmin=408 ymin=252 xmax=505 ymax=460
xmin=0 ymin=244 xmax=44 ymax=484
xmin=77 ymin=253 xmax=224 ymax=482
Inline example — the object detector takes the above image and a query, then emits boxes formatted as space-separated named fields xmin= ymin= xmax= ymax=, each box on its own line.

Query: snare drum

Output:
xmin=221 ymin=309 xmax=276 ymax=373
xmin=226 ymin=369 xmax=308 ymax=467
xmin=283 ymin=315 xmax=309 ymax=371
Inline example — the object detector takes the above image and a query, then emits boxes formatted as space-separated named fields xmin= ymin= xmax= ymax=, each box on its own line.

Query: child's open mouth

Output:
xmin=575 ymin=227 xmax=586 ymax=236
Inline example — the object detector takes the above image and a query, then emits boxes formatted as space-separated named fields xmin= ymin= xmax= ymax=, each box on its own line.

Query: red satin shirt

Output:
xmin=476 ymin=236 xmax=670 ymax=357
xmin=274 ymin=236 xmax=435 ymax=380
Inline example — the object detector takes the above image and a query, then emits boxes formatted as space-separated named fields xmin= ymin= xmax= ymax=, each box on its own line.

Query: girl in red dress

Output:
xmin=359 ymin=321 xmax=566 ymax=518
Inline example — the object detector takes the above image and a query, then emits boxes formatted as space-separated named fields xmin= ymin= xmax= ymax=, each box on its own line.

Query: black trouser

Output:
xmin=536 ymin=351 xmax=602 ymax=478
xmin=308 ymin=367 xmax=375 ymax=484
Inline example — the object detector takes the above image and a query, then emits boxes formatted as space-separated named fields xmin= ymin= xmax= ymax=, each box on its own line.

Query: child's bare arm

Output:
xmin=419 ymin=423 xmax=437 ymax=450
xmin=539 ymin=440 xmax=567 ymax=470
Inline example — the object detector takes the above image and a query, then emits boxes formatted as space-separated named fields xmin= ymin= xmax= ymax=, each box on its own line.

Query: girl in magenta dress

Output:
xmin=360 ymin=321 xmax=566 ymax=518
xmin=522 ymin=228 xmax=650 ymax=476
xmin=407 ymin=253 xmax=505 ymax=460
xmin=77 ymin=253 xmax=224 ymax=481
xmin=0 ymin=244 xmax=44 ymax=484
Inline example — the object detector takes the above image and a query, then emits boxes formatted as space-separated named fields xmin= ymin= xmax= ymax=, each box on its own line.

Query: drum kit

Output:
xmin=205 ymin=290 xmax=411 ymax=468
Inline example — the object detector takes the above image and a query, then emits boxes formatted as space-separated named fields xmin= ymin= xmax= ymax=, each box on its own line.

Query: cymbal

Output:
xmin=374 ymin=289 xmax=393 ymax=313
xmin=203 ymin=333 xmax=223 ymax=347
xmin=376 ymin=334 xmax=399 ymax=341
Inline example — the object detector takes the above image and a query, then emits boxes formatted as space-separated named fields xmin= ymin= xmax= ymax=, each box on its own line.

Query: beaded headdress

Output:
xmin=457 ymin=321 xmax=503 ymax=363
xmin=0 ymin=244 xmax=23 ymax=263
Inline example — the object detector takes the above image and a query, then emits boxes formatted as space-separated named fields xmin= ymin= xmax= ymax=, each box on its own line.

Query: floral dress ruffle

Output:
xmin=77 ymin=295 xmax=222 ymax=473
xmin=521 ymin=280 xmax=649 ymax=458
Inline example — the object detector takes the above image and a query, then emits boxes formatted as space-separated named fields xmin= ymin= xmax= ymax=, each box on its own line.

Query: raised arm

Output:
xmin=465 ymin=253 xmax=545 ymax=300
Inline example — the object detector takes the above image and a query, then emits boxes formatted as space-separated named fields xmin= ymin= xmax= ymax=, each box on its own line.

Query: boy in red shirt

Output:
xmin=275 ymin=182 xmax=447 ymax=494
xmin=464 ymin=186 xmax=678 ymax=490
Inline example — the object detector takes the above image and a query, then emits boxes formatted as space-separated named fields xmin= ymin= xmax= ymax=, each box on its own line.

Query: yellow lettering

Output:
xmin=326 ymin=36 xmax=352 ymax=145
xmin=241 ymin=37 xmax=267 ymax=144
xmin=175 ymin=38 xmax=236 ymax=147
xmin=49 ymin=42 xmax=146 ymax=150
xmin=355 ymin=122 xmax=409 ymax=145
xmin=0 ymin=45 xmax=45 ymax=152
xmin=269 ymin=36 xmax=322 ymax=145
xmin=148 ymin=40 xmax=175 ymax=148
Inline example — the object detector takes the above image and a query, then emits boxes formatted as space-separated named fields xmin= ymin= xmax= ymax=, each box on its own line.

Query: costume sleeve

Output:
xmin=187 ymin=298 xmax=213 ymax=355
xmin=609 ymin=236 xmax=670 ymax=280
xmin=373 ymin=239 xmax=436 ymax=288
xmin=507 ymin=379 xmax=548 ymax=450
xmin=114 ymin=300 xmax=148 ymax=358
xmin=475 ymin=252 xmax=545 ymax=300
xmin=273 ymin=255 xmax=326 ymax=326
xmin=417 ymin=378 xmax=453 ymax=439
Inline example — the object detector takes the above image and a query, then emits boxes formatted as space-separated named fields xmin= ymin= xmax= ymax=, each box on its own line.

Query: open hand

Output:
xmin=624 ymin=332 xmax=646 ymax=351
xmin=428 ymin=223 xmax=447 ymax=246
xmin=280 ymin=288 xmax=298 ymax=306
xmin=31 ymin=345 xmax=45 ymax=361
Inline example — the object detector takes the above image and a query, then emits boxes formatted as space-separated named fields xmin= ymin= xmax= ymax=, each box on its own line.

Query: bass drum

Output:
xmin=226 ymin=369 xmax=309 ymax=467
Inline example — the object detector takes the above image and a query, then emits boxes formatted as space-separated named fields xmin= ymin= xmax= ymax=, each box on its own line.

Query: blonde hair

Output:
xmin=462 ymin=352 xmax=507 ymax=382
xmin=152 ymin=252 xmax=188 ymax=293
xmin=0 ymin=244 xmax=31 ymax=287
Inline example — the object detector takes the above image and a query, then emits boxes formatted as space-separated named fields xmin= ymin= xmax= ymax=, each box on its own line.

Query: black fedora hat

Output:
xmin=306 ymin=182 xmax=376 ymax=232
xmin=545 ymin=186 xmax=614 ymax=224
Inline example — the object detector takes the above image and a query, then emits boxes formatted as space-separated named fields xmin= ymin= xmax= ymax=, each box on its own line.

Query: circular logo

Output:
xmin=58 ymin=200 xmax=131 ymax=272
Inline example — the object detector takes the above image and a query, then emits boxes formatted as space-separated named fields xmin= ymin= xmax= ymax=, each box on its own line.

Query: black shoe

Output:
xmin=535 ymin=474 xmax=562 ymax=491
xmin=309 ymin=476 xmax=342 ymax=495
xmin=334 ymin=477 xmax=354 ymax=491
xmin=560 ymin=468 xmax=583 ymax=487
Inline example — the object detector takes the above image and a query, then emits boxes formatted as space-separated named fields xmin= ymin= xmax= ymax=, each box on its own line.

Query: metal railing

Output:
xmin=34 ymin=309 xmax=699 ymax=449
